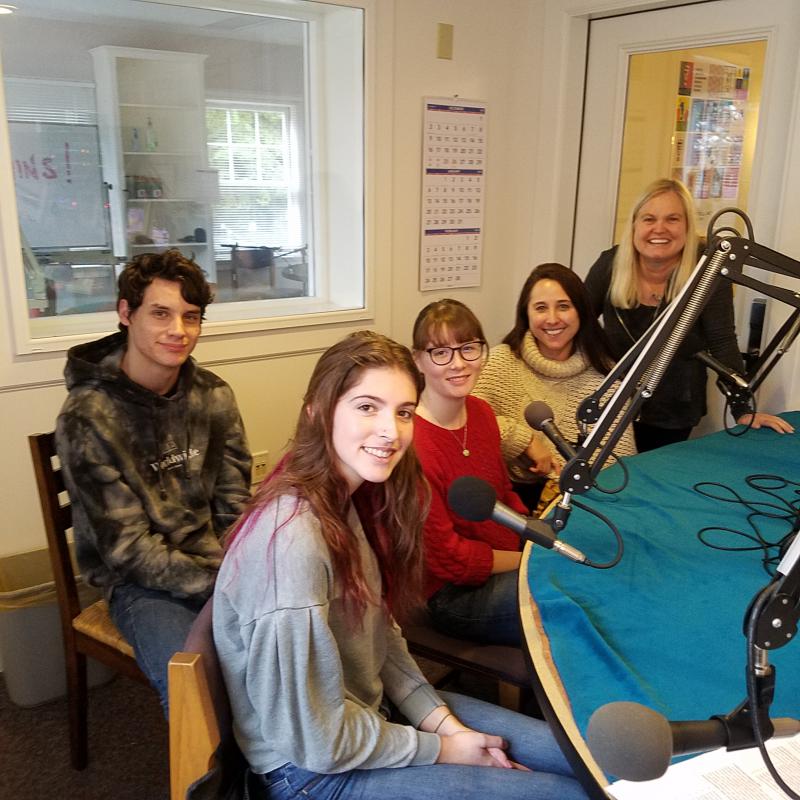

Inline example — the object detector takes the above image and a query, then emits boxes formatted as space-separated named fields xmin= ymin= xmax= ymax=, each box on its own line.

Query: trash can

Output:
xmin=0 ymin=547 xmax=114 ymax=706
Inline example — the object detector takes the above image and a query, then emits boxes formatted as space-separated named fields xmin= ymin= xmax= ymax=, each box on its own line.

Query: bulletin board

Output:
xmin=9 ymin=121 xmax=110 ymax=250
xmin=419 ymin=98 xmax=486 ymax=291
xmin=671 ymin=59 xmax=749 ymax=227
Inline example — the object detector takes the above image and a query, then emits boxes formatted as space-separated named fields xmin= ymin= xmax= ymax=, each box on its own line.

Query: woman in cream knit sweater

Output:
xmin=474 ymin=263 xmax=636 ymax=511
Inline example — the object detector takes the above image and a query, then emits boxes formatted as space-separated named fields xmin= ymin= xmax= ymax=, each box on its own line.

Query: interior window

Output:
xmin=1 ymin=0 xmax=365 ymax=352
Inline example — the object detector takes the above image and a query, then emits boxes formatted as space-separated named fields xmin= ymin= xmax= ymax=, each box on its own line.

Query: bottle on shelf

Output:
xmin=145 ymin=117 xmax=158 ymax=152
xmin=131 ymin=127 xmax=140 ymax=152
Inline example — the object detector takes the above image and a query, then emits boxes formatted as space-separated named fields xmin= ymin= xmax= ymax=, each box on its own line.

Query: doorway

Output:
xmin=572 ymin=0 xmax=800 ymax=278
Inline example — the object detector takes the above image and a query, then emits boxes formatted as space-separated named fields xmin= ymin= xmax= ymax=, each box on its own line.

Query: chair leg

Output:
xmin=65 ymin=648 xmax=89 ymax=769
xmin=498 ymin=681 xmax=521 ymax=712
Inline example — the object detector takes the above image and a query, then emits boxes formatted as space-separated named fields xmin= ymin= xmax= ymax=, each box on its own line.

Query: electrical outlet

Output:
xmin=251 ymin=450 xmax=269 ymax=485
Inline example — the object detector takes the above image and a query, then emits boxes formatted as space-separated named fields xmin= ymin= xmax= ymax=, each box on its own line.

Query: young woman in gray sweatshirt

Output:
xmin=213 ymin=330 xmax=588 ymax=800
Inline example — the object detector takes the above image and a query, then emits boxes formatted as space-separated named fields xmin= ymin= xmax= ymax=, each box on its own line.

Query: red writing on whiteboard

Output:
xmin=14 ymin=155 xmax=58 ymax=181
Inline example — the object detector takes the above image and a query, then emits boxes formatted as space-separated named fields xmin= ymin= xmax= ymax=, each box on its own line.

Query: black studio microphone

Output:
xmin=694 ymin=350 xmax=750 ymax=389
xmin=586 ymin=700 xmax=800 ymax=782
xmin=524 ymin=401 xmax=578 ymax=461
xmin=447 ymin=475 xmax=586 ymax=563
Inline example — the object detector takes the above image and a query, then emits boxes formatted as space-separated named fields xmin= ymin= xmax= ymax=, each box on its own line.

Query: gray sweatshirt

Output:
xmin=213 ymin=496 xmax=443 ymax=774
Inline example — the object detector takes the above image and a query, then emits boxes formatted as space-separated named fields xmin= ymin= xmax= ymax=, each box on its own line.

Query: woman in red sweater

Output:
xmin=412 ymin=299 xmax=535 ymax=646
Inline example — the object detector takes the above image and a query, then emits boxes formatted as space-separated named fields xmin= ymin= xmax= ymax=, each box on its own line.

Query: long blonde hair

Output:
xmin=610 ymin=178 xmax=699 ymax=309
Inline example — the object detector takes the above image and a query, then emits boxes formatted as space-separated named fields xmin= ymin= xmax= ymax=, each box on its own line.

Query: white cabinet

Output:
xmin=91 ymin=46 xmax=217 ymax=279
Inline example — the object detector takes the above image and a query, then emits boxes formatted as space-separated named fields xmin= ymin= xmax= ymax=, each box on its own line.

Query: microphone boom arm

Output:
xmin=563 ymin=214 xmax=800 ymax=498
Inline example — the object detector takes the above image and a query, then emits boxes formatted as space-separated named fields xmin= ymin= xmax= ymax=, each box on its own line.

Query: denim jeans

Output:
xmin=108 ymin=582 xmax=204 ymax=714
xmin=251 ymin=691 xmax=588 ymax=800
xmin=427 ymin=571 xmax=521 ymax=646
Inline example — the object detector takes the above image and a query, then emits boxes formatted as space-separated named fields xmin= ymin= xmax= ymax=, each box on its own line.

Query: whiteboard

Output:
xmin=9 ymin=121 xmax=110 ymax=250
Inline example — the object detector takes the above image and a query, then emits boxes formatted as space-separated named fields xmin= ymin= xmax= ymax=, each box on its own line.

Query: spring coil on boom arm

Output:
xmin=640 ymin=242 xmax=730 ymax=397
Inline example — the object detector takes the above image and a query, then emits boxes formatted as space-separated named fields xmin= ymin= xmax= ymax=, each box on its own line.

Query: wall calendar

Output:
xmin=419 ymin=97 xmax=487 ymax=291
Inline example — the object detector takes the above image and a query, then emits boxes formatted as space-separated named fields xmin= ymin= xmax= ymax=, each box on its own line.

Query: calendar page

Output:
xmin=419 ymin=98 xmax=487 ymax=291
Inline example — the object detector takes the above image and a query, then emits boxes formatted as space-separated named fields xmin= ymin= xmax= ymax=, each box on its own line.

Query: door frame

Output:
xmin=533 ymin=0 xmax=800 ymax=414
xmin=533 ymin=0 xmax=800 ymax=259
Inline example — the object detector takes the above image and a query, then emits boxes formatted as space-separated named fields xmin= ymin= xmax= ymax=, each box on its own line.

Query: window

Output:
xmin=207 ymin=103 xmax=303 ymax=256
xmin=1 ymin=0 xmax=366 ymax=353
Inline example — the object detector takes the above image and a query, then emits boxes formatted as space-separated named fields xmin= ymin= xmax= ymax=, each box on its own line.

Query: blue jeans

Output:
xmin=428 ymin=571 xmax=521 ymax=646
xmin=252 ymin=691 xmax=588 ymax=800
xmin=108 ymin=582 xmax=204 ymax=714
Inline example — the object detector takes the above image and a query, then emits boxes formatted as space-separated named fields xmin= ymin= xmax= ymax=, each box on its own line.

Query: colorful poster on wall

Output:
xmin=670 ymin=59 xmax=749 ymax=229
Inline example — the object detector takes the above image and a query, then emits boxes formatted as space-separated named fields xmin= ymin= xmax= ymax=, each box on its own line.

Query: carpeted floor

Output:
xmin=0 ymin=673 xmax=168 ymax=799
xmin=0 ymin=660 xmax=527 ymax=799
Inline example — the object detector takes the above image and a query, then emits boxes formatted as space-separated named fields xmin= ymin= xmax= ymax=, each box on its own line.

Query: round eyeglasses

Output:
xmin=425 ymin=341 xmax=487 ymax=366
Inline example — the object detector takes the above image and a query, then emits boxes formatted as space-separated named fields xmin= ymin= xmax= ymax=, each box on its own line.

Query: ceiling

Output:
xmin=8 ymin=0 xmax=308 ymax=44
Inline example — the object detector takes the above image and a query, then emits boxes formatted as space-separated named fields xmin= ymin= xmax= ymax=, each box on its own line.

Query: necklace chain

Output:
xmin=423 ymin=403 xmax=470 ymax=456
xmin=614 ymin=300 xmax=664 ymax=345
xmin=447 ymin=420 xmax=470 ymax=457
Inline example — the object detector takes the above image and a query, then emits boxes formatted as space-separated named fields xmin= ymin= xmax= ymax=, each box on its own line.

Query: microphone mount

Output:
xmin=562 ymin=209 xmax=800 ymax=500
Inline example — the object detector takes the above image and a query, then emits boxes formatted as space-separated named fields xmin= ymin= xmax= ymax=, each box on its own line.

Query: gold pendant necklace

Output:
xmin=430 ymin=408 xmax=469 ymax=455
xmin=450 ymin=421 xmax=470 ymax=457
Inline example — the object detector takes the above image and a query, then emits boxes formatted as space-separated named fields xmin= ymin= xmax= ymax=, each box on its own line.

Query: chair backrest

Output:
xmin=169 ymin=598 xmax=243 ymax=800
xmin=183 ymin=597 xmax=232 ymax=738
xmin=28 ymin=432 xmax=82 ymax=629
xmin=168 ymin=651 xmax=222 ymax=800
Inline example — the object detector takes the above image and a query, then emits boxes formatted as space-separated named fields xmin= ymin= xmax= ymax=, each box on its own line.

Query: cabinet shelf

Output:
xmin=123 ymin=151 xmax=197 ymax=157
xmin=130 ymin=242 xmax=208 ymax=249
xmin=127 ymin=197 xmax=203 ymax=204
xmin=92 ymin=46 xmax=216 ymax=278
xmin=119 ymin=102 xmax=198 ymax=111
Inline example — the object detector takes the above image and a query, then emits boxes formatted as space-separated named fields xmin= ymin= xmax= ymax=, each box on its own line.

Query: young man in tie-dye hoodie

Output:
xmin=55 ymin=249 xmax=251 ymax=712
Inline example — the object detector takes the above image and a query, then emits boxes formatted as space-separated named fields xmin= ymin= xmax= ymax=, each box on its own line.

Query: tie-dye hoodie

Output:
xmin=55 ymin=332 xmax=252 ymax=600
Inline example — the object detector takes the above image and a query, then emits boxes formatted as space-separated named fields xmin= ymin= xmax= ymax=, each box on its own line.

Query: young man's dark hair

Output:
xmin=117 ymin=249 xmax=214 ymax=333
xmin=56 ymin=246 xmax=250 ymax=713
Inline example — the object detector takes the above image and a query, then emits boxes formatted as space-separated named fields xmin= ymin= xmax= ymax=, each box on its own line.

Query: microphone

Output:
xmin=694 ymin=350 xmax=750 ymax=389
xmin=586 ymin=700 xmax=800 ymax=782
xmin=524 ymin=401 xmax=578 ymax=461
xmin=447 ymin=475 xmax=586 ymax=563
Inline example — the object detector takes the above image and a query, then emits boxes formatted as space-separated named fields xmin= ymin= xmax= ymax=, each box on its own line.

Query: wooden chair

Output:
xmin=403 ymin=608 xmax=533 ymax=712
xmin=169 ymin=652 xmax=222 ymax=800
xmin=28 ymin=432 xmax=149 ymax=769
xmin=169 ymin=599 xmax=245 ymax=800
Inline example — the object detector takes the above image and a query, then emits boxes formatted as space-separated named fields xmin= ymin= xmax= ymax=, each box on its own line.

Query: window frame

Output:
xmin=0 ymin=0 xmax=374 ymax=356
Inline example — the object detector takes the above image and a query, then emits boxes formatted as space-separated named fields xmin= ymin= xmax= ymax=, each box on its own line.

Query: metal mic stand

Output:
xmin=554 ymin=210 xmax=800 ymax=535
xmin=733 ymin=533 xmax=800 ymax=798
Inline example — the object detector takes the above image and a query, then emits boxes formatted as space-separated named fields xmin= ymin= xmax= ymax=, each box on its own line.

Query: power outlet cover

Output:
xmin=251 ymin=451 xmax=269 ymax=484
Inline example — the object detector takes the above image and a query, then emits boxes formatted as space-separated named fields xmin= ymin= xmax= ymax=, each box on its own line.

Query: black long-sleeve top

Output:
xmin=584 ymin=246 xmax=746 ymax=430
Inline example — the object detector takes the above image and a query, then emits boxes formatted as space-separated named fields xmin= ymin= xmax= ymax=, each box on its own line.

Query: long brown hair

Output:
xmin=502 ymin=263 xmax=614 ymax=375
xmin=225 ymin=330 xmax=429 ymax=622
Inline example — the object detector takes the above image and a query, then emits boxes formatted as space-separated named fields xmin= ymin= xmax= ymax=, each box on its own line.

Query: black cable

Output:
xmin=571 ymin=497 xmax=623 ymax=570
xmin=591 ymin=450 xmax=630 ymax=495
xmin=745 ymin=583 xmax=800 ymax=799
xmin=722 ymin=388 xmax=757 ymax=437
xmin=693 ymin=476 xmax=799 ymax=576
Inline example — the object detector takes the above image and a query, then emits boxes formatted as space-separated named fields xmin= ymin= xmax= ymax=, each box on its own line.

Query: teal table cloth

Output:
xmin=528 ymin=412 xmax=800 ymax=737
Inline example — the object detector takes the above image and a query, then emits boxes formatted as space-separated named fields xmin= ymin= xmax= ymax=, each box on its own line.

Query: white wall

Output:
xmin=2 ymin=0 xmax=798 ymax=567
xmin=389 ymin=0 xmax=544 ymax=347
xmin=0 ymin=0 xmax=548 ymax=563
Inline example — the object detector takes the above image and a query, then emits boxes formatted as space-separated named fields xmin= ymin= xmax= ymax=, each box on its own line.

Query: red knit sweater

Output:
xmin=414 ymin=395 xmax=526 ymax=598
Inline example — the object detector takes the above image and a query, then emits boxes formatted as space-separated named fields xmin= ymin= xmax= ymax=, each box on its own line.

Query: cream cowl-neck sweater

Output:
xmin=473 ymin=332 xmax=637 ymax=480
